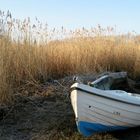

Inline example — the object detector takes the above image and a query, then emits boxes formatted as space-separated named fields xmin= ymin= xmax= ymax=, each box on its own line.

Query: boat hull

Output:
xmin=70 ymin=83 xmax=140 ymax=136
xmin=78 ymin=121 xmax=128 ymax=136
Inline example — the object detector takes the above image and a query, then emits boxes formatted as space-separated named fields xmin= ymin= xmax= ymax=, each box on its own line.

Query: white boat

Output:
xmin=70 ymin=72 xmax=140 ymax=136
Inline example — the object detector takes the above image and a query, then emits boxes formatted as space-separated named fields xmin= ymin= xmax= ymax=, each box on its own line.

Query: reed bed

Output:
xmin=0 ymin=11 xmax=140 ymax=104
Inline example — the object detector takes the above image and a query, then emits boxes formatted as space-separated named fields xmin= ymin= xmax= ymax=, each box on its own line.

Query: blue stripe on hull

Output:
xmin=77 ymin=121 xmax=128 ymax=136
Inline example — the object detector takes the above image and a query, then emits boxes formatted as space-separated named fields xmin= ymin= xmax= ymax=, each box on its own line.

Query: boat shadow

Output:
xmin=111 ymin=126 xmax=140 ymax=140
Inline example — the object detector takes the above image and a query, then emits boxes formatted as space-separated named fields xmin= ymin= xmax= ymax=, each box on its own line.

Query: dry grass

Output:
xmin=0 ymin=11 xmax=140 ymax=104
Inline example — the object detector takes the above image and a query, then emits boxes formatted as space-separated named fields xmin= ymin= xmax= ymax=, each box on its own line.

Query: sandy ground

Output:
xmin=0 ymin=75 xmax=140 ymax=140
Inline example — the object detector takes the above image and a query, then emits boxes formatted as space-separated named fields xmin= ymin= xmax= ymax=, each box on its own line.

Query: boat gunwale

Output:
xmin=70 ymin=86 xmax=140 ymax=106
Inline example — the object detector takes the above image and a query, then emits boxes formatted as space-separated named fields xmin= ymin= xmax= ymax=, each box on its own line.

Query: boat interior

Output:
xmin=90 ymin=73 xmax=140 ymax=94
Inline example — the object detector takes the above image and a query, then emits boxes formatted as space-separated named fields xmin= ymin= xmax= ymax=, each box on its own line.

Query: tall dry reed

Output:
xmin=0 ymin=11 xmax=140 ymax=104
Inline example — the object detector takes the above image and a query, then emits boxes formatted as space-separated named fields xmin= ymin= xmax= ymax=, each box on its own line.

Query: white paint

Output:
xmin=70 ymin=83 xmax=140 ymax=128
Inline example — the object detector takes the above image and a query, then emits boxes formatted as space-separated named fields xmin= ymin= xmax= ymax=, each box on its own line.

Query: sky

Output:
xmin=0 ymin=0 xmax=140 ymax=33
